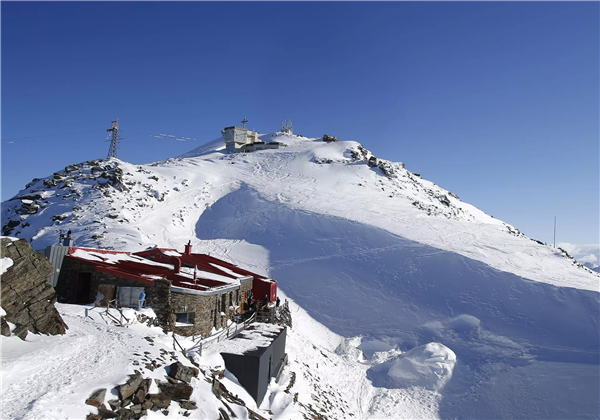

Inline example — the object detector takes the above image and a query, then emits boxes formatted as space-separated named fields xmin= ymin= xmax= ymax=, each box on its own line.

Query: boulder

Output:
xmin=157 ymin=381 xmax=193 ymax=401
xmin=1 ymin=318 xmax=11 ymax=336
xmin=97 ymin=407 xmax=118 ymax=419
xmin=85 ymin=388 xmax=107 ymax=407
xmin=107 ymin=400 xmax=121 ymax=411
xmin=132 ymin=409 xmax=147 ymax=420
xmin=117 ymin=373 xmax=144 ymax=400
xmin=179 ymin=401 xmax=197 ymax=410
xmin=0 ymin=238 xmax=68 ymax=339
xmin=131 ymin=388 xmax=146 ymax=405
xmin=148 ymin=393 xmax=171 ymax=409
xmin=167 ymin=362 xmax=197 ymax=383
xmin=116 ymin=408 xmax=132 ymax=420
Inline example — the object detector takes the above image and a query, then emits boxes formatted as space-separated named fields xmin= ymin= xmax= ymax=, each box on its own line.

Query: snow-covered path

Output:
xmin=0 ymin=305 xmax=134 ymax=419
xmin=1 ymin=305 xmax=172 ymax=420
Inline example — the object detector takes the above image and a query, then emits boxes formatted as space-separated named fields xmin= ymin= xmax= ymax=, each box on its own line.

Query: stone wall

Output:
xmin=172 ymin=288 xmax=242 ymax=337
xmin=1 ymin=238 xmax=68 ymax=339
xmin=148 ymin=278 xmax=173 ymax=332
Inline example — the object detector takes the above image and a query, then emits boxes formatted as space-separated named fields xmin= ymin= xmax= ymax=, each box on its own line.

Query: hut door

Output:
xmin=76 ymin=272 xmax=92 ymax=303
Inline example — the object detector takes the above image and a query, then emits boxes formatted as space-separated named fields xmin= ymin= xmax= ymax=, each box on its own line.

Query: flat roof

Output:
xmin=216 ymin=323 xmax=285 ymax=358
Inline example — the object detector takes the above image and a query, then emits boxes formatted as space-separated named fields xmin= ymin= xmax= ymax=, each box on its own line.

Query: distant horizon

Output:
xmin=1 ymin=1 xmax=598 ymax=249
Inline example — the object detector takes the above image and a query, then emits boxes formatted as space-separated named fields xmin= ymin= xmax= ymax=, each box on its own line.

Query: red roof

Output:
xmin=134 ymin=248 xmax=268 ymax=280
xmin=64 ymin=247 xmax=238 ymax=292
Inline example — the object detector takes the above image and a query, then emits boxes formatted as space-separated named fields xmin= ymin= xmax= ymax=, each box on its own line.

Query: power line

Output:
xmin=0 ymin=130 xmax=100 ymax=143
xmin=2 ymin=128 xmax=200 ymax=145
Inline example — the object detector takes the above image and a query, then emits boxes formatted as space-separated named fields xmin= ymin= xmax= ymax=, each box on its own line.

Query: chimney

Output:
xmin=184 ymin=240 xmax=192 ymax=255
xmin=171 ymin=257 xmax=182 ymax=273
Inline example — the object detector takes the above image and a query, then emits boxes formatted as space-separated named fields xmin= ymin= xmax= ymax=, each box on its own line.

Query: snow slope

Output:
xmin=2 ymin=132 xmax=599 ymax=418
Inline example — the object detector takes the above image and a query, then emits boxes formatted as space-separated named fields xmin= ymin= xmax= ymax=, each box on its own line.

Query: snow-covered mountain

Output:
xmin=2 ymin=132 xmax=599 ymax=418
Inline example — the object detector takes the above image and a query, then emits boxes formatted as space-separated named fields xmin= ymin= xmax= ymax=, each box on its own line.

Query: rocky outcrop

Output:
xmin=275 ymin=300 xmax=293 ymax=328
xmin=322 ymin=134 xmax=339 ymax=142
xmin=1 ymin=237 xmax=68 ymax=339
xmin=87 ymin=363 xmax=200 ymax=419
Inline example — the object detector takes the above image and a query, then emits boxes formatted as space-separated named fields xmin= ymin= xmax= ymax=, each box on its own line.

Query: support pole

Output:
xmin=554 ymin=216 xmax=556 ymax=248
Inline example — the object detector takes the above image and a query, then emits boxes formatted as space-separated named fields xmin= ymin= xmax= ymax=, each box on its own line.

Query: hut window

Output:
xmin=175 ymin=313 xmax=193 ymax=325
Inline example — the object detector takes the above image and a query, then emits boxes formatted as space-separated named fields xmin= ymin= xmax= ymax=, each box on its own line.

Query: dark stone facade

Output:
xmin=1 ymin=238 xmax=68 ymax=339
xmin=56 ymin=257 xmax=253 ymax=337
xmin=171 ymin=278 xmax=252 ymax=337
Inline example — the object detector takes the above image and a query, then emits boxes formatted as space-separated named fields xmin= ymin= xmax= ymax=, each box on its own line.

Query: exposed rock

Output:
xmin=44 ymin=179 xmax=57 ymax=187
xmin=116 ymin=408 xmax=133 ymax=420
xmin=86 ymin=388 xmax=107 ymax=407
xmin=0 ymin=238 xmax=68 ymax=339
xmin=368 ymin=156 xmax=378 ymax=167
xmin=1 ymin=220 xmax=19 ymax=236
xmin=179 ymin=400 xmax=197 ymax=410
xmin=97 ymin=407 xmax=118 ymax=419
xmin=132 ymin=409 xmax=147 ymax=420
xmin=107 ymin=399 xmax=121 ymax=411
xmin=322 ymin=134 xmax=339 ymax=142
xmin=164 ymin=375 xmax=180 ymax=384
xmin=275 ymin=300 xmax=293 ymax=328
xmin=131 ymin=388 xmax=147 ymax=405
xmin=168 ymin=362 xmax=197 ymax=384
xmin=149 ymin=393 xmax=172 ymax=409
xmin=117 ymin=373 xmax=144 ymax=400
xmin=1 ymin=318 xmax=11 ymax=336
xmin=218 ymin=407 xmax=231 ymax=420
xmin=438 ymin=194 xmax=451 ymax=206
xmin=157 ymin=381 xmax=193 ymax=401
xmin=86 ymin=413 xmax=102 ymax=420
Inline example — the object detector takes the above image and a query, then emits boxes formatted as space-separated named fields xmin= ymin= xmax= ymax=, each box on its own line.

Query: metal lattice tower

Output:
xmin=106 ymin=120 xmax=121 ymax=158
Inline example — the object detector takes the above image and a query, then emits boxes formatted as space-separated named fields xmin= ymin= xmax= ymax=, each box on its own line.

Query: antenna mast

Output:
xmin=241 ymin=116 xmax=248 ymax=128
xmin=281 ymin=119 xmax=293 ymax=134
xmin=106 ymin=120 xmax=121 ymax=158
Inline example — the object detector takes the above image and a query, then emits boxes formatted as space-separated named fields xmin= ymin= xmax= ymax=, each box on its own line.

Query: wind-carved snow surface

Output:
xmin=2 ymin=133 xmax=599 ymax=418
xmin=369 ymin=342 xmax=457 ymax=391
xmin=197 ymin=185 xmax=599 ymax=418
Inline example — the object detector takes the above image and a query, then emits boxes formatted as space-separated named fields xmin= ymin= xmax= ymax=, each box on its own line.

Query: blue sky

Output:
xmin=1 ymin=1 xmax=598 ymax=246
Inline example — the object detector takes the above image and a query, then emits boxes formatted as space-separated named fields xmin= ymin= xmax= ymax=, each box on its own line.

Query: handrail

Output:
xmin=185 ymin=312 xmax=256 ymax=356
xmin=104 ymin=299 xmax=131 ymax=327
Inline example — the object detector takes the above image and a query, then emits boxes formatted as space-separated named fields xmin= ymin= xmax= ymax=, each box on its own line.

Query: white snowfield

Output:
xmin=1 ymin=132 xmax=599 ymax=419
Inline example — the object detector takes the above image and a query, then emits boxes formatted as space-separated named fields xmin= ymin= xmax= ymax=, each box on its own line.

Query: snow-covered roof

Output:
xmin=214 ymin=323 xmax=285 ymax=356
xmin=65 ymin=247 xmax=242 ymax=292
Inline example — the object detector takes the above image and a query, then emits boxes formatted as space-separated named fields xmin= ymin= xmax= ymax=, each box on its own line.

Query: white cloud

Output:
xmin=556 ymin=242 xmax=599 ymax=266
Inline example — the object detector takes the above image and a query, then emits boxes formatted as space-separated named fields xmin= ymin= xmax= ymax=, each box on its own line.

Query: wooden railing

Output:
xmin=105 ymin=299 xmax=130 ymax=326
